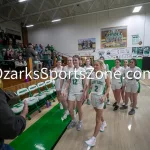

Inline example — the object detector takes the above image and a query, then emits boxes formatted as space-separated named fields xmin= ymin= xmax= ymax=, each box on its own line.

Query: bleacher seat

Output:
xmin=16 ymin=88 xmax=40 ymax=120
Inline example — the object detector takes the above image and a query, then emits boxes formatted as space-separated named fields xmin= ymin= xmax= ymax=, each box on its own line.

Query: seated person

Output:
xmin=15 ymin=55 xmax=27 ymax=72
xmin=6 ymin=49 xmax=15 ymax=60
xmin=34 ymin=55 xmax=42 ymax=71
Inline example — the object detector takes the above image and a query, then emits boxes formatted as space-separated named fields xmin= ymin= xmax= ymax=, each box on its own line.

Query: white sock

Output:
xmin=91 ymin=136 xmax=96 ymax=140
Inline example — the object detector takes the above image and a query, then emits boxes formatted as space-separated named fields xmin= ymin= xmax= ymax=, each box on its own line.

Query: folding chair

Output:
xmin=16 ymin=88 xmax=39 ymax=120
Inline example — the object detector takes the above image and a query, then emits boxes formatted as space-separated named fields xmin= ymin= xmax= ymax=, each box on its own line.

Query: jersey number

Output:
xmin=95 ymin=85 xmax=98 ymax=92
xmin=73 ymin=79 xmax=77 ymax=85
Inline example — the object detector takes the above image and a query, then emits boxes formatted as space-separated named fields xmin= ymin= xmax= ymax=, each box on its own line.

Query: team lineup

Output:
xmin=52 ymin=56 xmax=141 ymax=147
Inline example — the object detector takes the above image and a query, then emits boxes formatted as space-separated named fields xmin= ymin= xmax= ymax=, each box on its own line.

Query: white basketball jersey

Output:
xmin=125 ymin=66 xmax=141 ymax=84
xmin=104 ymin=64 xmax=109 ymax=71
xmin=62 ymin=65 xmax=74 ymax=89
xmin=111 ymin=66 xmax=124 ymax=83
xmin=69 ymin=67 xmax=86 ymax=94
xmin=84 ymin=65 xmax=94 ymax=76
xmin=91 ymin=72 xmax=106 ymax=95
xmin=53 ymin=66 xmax=63 ymax=79
xmin=122 ymin=66 xmax=129 ymax=77
xmin=53 ymin=66 xmax=63 ymax=91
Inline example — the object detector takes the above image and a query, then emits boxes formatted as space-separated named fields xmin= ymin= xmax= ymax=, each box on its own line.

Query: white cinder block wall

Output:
xmin=28 ymin=5 xmax=150 ymax=57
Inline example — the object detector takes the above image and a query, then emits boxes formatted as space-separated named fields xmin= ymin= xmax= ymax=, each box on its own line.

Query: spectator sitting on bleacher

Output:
xmin=44 ymin=48 xmax=51 ymax=70
xmin=6 ymin=49 xmax=15 ymax=60
xmin=26 ymin=43 xmax=37 ymax=71
xmin=39 ymin=44 xmax=44 ymax=51
xmin=26 ymin=43 xmax=37 ymax=59
xmin=34 ymin=55 xmax=42 ymax=71
xmin=15 ymin=55 xmax=27 ymax=72
xmin=35 ymin=44 xmax=43 ymax=58
xmin=57 ymin=53 xmax=62 ymax=61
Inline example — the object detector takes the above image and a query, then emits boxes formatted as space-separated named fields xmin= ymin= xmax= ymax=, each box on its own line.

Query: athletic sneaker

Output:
xmin=87 ymin=99 xmax=90 ymax=105
xmin=64 ymin=110 xmax=69 ymax=116
xmin=60 ymin=103 xmax=63 ymax=110
xmin=74 ymin=109 xmax=76 ymax=119
xmin=113 ymin=102 xmax=117 ymax=107
xmin=100 ymin=121 xmax=107 ymax=132
xmin=113 ymin=105 xmax=119 ymax=111
xmin=107 ymin=100 xmax=111 ymax=105
xmin=85 ymin=137 xmax=96 ymax=147
xmin=76 ymin=121 xmax=82 ymax=131
xmin=61 ymin=110 xmax=69 ymax=121
xmin=128 ymin=108 xmax=135 ymax=115
xmin=67 ymin=120 xmax=76 ymax=129
xmin=120 ymin=105 xmax=128 ymax=110
xmin=61 ymin=114 xmax=67 ymax=121
xmin=122 ymin=103 xmax=125 ymax=106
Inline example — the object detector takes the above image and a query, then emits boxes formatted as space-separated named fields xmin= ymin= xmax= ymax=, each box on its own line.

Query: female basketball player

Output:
xmin=99 ymin=56 xmax=110 ymax=105
xmin=120 ymin=60 xmax=129 ymax=107
xmin=52 ymin=60 xmax=63 ymax=109
xmin=85 ymin=60 xmax=110 ymax=146
xmin=79 ymin=59 xmax=84 ymax=67
xmin=123 ymin=59 xmax=141 ymax=115
xmin=61 ymin=55 xmax=87 ymax=131
xmin=111 ymin=59 xmax=124 ymax=111
xmin=84 ymin=58 xmax=94 ymax=105
xmin=60 ymin=57 xmax=75 ymax=120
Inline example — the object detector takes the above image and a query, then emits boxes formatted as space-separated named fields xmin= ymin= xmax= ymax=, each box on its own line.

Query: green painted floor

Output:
xmin=10 ymin=104 xmax=71 ymax=150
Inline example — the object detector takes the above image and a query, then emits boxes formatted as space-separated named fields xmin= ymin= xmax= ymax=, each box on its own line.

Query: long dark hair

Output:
xmin=130 ymin=58 xmax=137 ymax=66
xmin=116 ymin=59 xmax=121 ymax=62
xmin=73 ymin=55 xmax=81 ymax=60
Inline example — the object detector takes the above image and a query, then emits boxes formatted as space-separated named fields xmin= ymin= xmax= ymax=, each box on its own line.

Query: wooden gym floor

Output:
xmin=5 ymin=77 xmax=150 ymax=150
xmin=54 ymin=79 xmax=150 ymax=150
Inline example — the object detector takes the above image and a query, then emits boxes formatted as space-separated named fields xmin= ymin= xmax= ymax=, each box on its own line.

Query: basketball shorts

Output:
xmin=55 ymin=79 xmax=60 ymax=91
xmin=68 ymin=93 xmax=83 ymax=101
xmin=91 ymin=94 xmax=104 ymax=109
xmin=125 ymin=82 xmax=140 ymax=93
xmin=111 ymin=81 xmax=122 ymax=90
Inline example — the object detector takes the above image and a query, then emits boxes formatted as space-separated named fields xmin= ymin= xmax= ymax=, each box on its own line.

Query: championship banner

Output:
xmin=101 ymin=26 xmax=127 ymax=49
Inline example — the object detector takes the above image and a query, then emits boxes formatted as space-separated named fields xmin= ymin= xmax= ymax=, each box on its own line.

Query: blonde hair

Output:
xmin=94 ymin=60 xmax=105 ymax=72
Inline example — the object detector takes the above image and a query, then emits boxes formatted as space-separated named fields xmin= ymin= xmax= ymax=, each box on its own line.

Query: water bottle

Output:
xmin=25 ymin=77 xmax=28 ymax=82
xmin=46 ymin=100 xmax=50 ymax=108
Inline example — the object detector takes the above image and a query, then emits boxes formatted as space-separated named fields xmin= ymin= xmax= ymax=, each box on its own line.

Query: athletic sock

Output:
xmin=91 ymin=136 xmax=96 ymax=140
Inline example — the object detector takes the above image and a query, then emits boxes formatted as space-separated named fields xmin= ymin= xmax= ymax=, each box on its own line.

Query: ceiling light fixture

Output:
xmin=26 ymin=24 xmax=34 ymax=28
xmin=133 ymin=6 xmax=142 ymax=13
xmin=19 ymin=0 xmax=28 ymax=2
xmin=51 ymin=19 xmax=61 ymax=22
